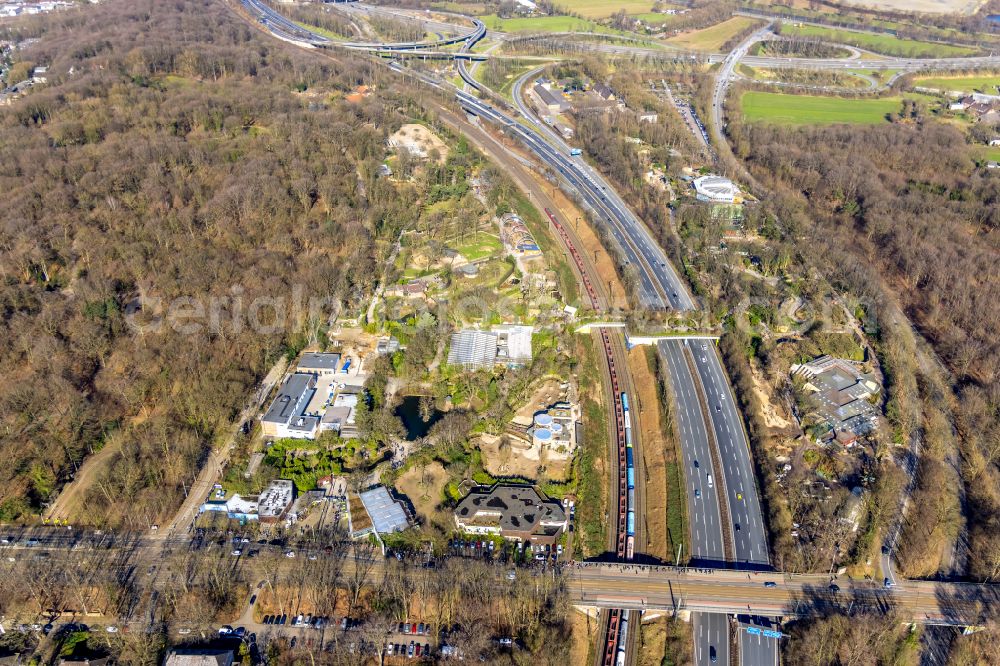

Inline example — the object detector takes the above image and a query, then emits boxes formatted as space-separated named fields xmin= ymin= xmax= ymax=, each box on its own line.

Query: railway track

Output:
xmin=544 ymin=209 xmax=633 ymax=666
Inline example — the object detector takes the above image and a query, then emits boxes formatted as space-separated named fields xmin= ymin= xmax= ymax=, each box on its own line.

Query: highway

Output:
xmin=196 ymin=6 xmax=1000 ymax=665
xmin=739 ymin=621 xmax=780 ymax=666
xmin=710 ymin=25 xmax=771 ymax=158
xmin=493 ymin=67 xmax=694 ymax=311
xmin=695 ymin=613 xmax=728 ymax=666
xmin=691 ymin=343 xmax=769 ymax=567
xmin=658 ymin=341 xmax=726 ymax=565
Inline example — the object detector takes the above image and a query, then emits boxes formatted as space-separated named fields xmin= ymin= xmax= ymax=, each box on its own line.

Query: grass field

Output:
xmin=741 ymin=91 xmax=902 ymax=125
xmin=481 ymin=13 xmax=622 ymax=34
xmin=980 ymin=146 xmax=1000 ymax=162
xmin=913 ymin=74 xmax=1000 ymax=94
xmin=781 ymin=24 xmax=980 ymax=58
xmin=666 ymin=16 xmax=760 ymax=51
xmin=453 ymin=231 xmax=503 ymax=261
xmin=556 ymin=0 xmax=657 ymax=19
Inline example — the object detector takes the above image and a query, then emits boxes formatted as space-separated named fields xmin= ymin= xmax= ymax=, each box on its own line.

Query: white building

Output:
xmin=258 ymin=479 xmax=295 ymax=522
xmin=693 ymin=175 xmax=740 ymax=203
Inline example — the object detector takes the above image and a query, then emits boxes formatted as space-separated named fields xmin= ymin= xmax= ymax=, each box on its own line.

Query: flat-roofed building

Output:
xmin=454 ymin=484 xmax=568 ymax=546
xmin=297 ymin=352 xmax=341 ymax=376
xmin=261 ymin=373 xmax=318 ymax=439
xmin=163 ymin=648 xmax=234 ymax=666
xmin=494 ymin=324 xmax=533 ymax=366
xmin=258 ymin=479 xmax=295 ymax=522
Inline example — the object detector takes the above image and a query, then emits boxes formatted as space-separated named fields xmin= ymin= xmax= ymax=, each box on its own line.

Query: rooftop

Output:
xmin=359 ymin=486 xmax=410 ymax=535
xmin=262 ymin=373 xmax=316 ymax=425
xmin=533 ymin=83 xmax=567 ymax=108
xmin=455 ymin=484 xmax=567 ymax=536
xmin=448 ymin=330 xmax=498 ymax=369
xmin=163 ymin=649 xmax=234 ymax=666
xmin=693 ymin=175 xmax=739 ymax=201
xmin=297 ymin=352 xmax=342 ymax=371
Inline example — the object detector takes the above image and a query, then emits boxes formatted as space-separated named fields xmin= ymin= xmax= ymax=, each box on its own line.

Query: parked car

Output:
xmin=764 ymin=582 xmax=777 ymax=588
xmin=105 ymin=626 xmax=118 ymax=634
xmin=218 ymin=626 xmax=233 ymax=635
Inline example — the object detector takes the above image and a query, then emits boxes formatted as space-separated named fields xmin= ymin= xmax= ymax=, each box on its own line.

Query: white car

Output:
xmin=285 ymin=551 xmax=295 ymax=558
xmin=105 ymin=626 xmax=119 ymax=634
xmin=231 ymin=549 xmax=243 ymax=556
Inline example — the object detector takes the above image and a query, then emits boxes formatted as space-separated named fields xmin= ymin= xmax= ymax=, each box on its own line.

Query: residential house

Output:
xmin=593 ymin=82 xmax=616 ymax=101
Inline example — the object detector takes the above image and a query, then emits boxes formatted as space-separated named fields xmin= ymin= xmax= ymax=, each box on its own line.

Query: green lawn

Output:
xmin=780 ymin=24 xmax=979 ymax=59
xmin=481 ymin=14 xmax=623 ymax=34
xmin=912 ymin=74 xmax=1000 ymax=94
xmin=666 ymin=16 xmax=760 ymax=51
xmin=556 ymin=0 xmax=658 ymax=19
xmin=980 ymin=146 xmax=1000 ymax=162
xmin=741 ymin=91 xmax=902 ymax=126
xmin=294 ymin=21 xmax=348 ymax=42
xmin=453 ymin=231 xmax=503 ymax=261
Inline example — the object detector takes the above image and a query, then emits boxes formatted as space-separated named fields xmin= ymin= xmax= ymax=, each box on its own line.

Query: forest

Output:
xmin=727 ymin=117 xmax=1000 ymax=582
xmin=0 ymin=0 xmax=434 ymax=526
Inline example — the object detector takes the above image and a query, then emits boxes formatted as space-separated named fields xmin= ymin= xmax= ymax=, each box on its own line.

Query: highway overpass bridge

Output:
xmin=567 ymin=563 xmax=999 ymax=627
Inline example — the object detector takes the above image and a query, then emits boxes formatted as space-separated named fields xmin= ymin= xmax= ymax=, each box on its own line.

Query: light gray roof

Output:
xmin=359 ymin=486 xmax=409 ymax=535
xmin=164 ymin=649 xmax=234 ymax=666
xmin=447 ymin=330 xmax=498 ymax=368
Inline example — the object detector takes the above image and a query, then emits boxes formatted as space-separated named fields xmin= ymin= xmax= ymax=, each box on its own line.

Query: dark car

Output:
xmin=829 ymin=584 xmax=840 ymax=593
xmin=710 ymin=646 xmax=718 ymax=663
xmin=764 ymin=582 xmax=777 ymax=588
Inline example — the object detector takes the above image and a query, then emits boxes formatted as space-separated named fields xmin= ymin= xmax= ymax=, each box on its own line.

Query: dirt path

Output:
xmin=626 ymin=345 xmax=668 ymax=562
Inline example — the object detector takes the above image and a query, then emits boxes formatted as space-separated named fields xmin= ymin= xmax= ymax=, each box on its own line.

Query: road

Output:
xmin=738 ymin=623 xmax=780 ymax=666
xmin=710 ymin=25 xmax=771 ymax=153
xmin=694 ymin=613 xmax=728 ymax=666
xmin=498 ymin=68 xmax=694 ymax=311
xmin=690 ymin=343 xmax=769 ymax=567
xmin=567 ymin=564 xmax=998 ymax=623
xmin=658 ymin=341 xmax=726 ymax=566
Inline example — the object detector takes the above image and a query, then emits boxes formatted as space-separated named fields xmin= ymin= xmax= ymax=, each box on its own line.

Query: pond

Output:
xmin=395 ymin=395 xmax=444 ymax=441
